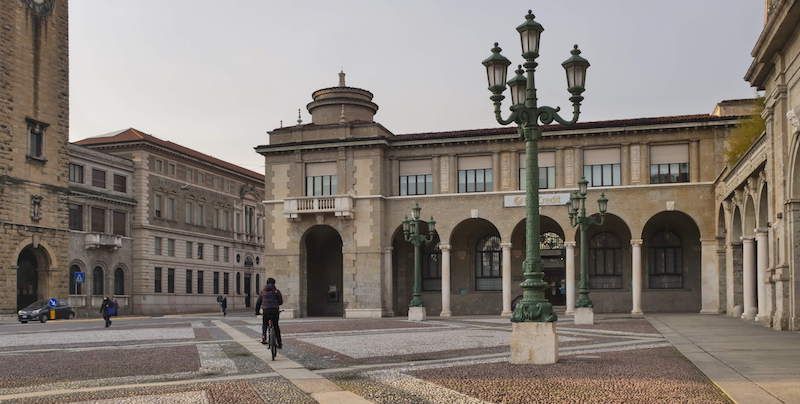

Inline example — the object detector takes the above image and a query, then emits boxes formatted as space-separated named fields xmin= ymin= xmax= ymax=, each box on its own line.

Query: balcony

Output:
xmin=283 ymin=195 xmax=354 ymax=220
xmin=84 ymin=233 xmax=123 ymax=250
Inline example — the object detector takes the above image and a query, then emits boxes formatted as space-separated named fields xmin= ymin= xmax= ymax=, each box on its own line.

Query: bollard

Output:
xmin=49 ymin=309 xmax=56 ymax=320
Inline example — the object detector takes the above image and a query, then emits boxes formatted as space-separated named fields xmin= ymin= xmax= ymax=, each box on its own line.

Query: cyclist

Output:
xmin=255 ymin=278 xmax=283 ymax=348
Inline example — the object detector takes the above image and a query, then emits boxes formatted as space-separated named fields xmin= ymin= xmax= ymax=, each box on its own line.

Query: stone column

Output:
xmin=755 ymin=230 xmax=769 ymax=323
xmin=440 ymin=244 xmax=452 ymax=317
xmin=383 ymin=247 xmax=394 ymax=316
xmin=640 ymin=143 xmax=650 ymax=184
xmin=621 ymin=143 xmax=630 ymax=185
xmin=700 ymin=239 xmax=722 ymax=314
xmin=741 ymin=237 xmax=756 ymax=320
xmin=501 ymin=242 xmax=512 ymax=317
xmin=492 ymin=152 xmax=501 ymax=192
xmin=564 ymin=241 xmax=576 ymax=315
xmin=631 ymin=239 xmax=643 ymax=315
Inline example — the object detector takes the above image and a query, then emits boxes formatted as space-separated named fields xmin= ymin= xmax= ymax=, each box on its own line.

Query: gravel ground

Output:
xmin=563 ymin=318 xmax=660 ymax=334
xmin=219 ymin=342 xmax=272 ymax=373
xmin=411 ymin=347 xmax=731 ymax=404
xmin=330 ymin=371 xmax=434 ymax=404
xmin=280 ymin=319 xmax=434 ymax=334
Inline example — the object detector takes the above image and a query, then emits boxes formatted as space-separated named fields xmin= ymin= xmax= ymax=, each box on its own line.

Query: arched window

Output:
xmin=647 ymin=231 xmax=683 ymax=289
xmin=93 ymin=266 xmax=104 ymax=295
xmin=70 ymin=265 xmax=83 ymax=295
xmin=422 ymin=235 xmax=442 ymax=291
xmin=236 ymin=272 xmax=241 ymax=295
xmin=540 ymin=232 xmax=565 ymax=250
xmin=589 ymin=232 xmax=623 ymax=289
xmin=114 ymin=268 xmax=125 ymax=295
xmin=244 ymin=256 xmax=253 ymax=268
xmin=475 ymin=235 xmax=502 ymax=291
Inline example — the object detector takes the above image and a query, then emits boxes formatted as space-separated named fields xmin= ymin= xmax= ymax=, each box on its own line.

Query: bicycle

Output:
xmin=261 ymin=309 xmax=283 ymax=360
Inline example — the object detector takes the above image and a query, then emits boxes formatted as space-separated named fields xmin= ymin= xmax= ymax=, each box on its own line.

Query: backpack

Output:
xmin=260 ymin=288 xmax=281 ymax=309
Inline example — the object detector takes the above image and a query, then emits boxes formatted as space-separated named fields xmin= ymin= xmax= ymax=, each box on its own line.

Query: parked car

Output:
xmin=18 ymin=300 xmax=75 ymax=323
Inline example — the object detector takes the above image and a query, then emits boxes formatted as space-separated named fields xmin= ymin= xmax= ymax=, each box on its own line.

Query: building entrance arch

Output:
xmin=511 ymin=216 xmax=566 ymax=307
xmin=302 ymin=225 xmax=343 ymax=316
xmin=17 ymin=245 xmax=51 ymax=310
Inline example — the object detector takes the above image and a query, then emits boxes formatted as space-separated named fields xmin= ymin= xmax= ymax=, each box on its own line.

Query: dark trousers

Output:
xmin=261 ymin=309 xmax=281 ymax=345
xmin=102 ymin=312 xmax=111 ymax=327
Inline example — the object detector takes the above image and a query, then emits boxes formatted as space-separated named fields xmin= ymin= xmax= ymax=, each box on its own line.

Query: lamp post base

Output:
xmin=573 ymin=307 xmax=594 ymax=325
xmin=510 ymin=322 xmax=559 ymax=364
xmin=408 ymin=306 xmax=427 ymax=321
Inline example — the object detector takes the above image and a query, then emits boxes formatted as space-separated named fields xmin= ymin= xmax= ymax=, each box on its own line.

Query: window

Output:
xmin=223 ymin=272 xmax=230 ymax=295
xmin=589 ymin=232 xmax=623 ymax=289
xmin=166 ymin=197 xmax=176 ymax=220
xmin=185 ymin=201 xmax=194 ymax=224
xmin=196 ymin=204 xmax=204 ymax=226
xmin=69 ymin=164 xmax=84 ymax=183
xmin=167 ymin=239 xmax=175 ymax=256
xmin=197 ymin=271 xmax=204 ymax=294
xmin=224 ymin=247 xmax=230 ymax=262
xmin=223 ymin=210 xmax=231 ymax=231
xmin=650 ymin=163 xmax=689 ymax=184
xmin=114 ymin=268 xmax=124 ymax=295
xmin=186 ymin=270 xmax=193 ymax=294
xmin=69 ymin=204 xmax=83 ymax=231
xmin=155 ymin=159 xmax=163 ymax=173
xmin=475 ymin=235 xmax=502 ymax=290
xmin=305 ymin=175 xmax=338 ymax=196
xmin=648 ymin=231 xmax=683 ymax=289
xmin=235 ymin=212 xmax=241 ymax=233
xmin=214 ymin=245 xmax=220 ymax=261
xmin=92 ymin=168 xmax=106 ymax=188
xmin=400 ymin=174 xmax=433 ymax=196
xmin=186 ymin=241 xmax=193 ymax=259
xmin=168 ymin=163 xmax=176 ymax=176
xmin=236 ymin=272 xmax=241 ymax=295
xmin=423 ymin=236 xmax=442 ymax=291
xmin=458 ymin=169 xmax=493 ymax=193
xmin=197 ymin=243 xmax=204 ymax=260
xmin=154 ymin=237 xmax=162 ymax=255
xmin=92 ymin=266 xmax=104 ymax=295
xmin=167 ymin=268 xmax=175 ymax=293
xmin=70 ymin=265 xmax=82 ymax=295
xmin=113 ymin=174 xmax=127 ymax=193
xmin=583 ymin=164 xmax=621 ymax=187
xmin=154 ymin=267 xmax=162 ymax=293
xmin=215 ymin=208 xmax=221 ymax=229
xmin=112 ymin=211 xmax=126 ymax=236
xmin=519 ymin=167 xmax=556 ymax=190
xmin=27 ymin=118 xmax=47 ymax=159
xmin=244 ymin=206 xmax=255 ymax=234
xmin=91 ymin=207 xmax=105 ymax=233
xmin=213 ymin=272 xmax=220 ymax=295
xmin=154 ymin=194 xmax=163 ymax=218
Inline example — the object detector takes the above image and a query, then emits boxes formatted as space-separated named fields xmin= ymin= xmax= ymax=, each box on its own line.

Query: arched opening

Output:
xmin=70 ymin=264 xmax=83 ymax=295
xmin=93 ymin=266 xmax=104 ymax=296
xmin=576 ymin=213 xmax=632 ymax=312
xmin=511 ymin=216 xmax=566 ymax=307
xmin=302 ymin=225 xmax=343 ymax=317
xmin=641 ymin=211 xmax=701 ymax=312
xmin=16 ymin=245 xmax=50 ymax=310
xmin=447 ymin=218 xmax=501 ymax=315
xmin=391 ymin=222 xmax=440 ymax=315
xmin=731 ymin=206 xmax=744 ymax=312
xmin=114 ymin=268 xmax=125 ymax=295
xmin=758 ymin=185 xmax=768 ymax=229
xmin=236 ymin=272 xmax=241 ymax=295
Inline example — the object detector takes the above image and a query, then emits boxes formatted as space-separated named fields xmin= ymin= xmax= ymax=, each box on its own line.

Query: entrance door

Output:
xmin=17 ymin=247 xmax=40 ymax=310
xmin=244 ymin=274 xmax=252 ymax=308
xmin=305 ymin=226 xmax=343 ymax=316
xmin=541 ymin=248 xmax=566 ymax=306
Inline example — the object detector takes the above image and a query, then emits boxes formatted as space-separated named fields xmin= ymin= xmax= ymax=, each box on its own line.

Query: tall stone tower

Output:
xmin=0 ymin=0 xmax=70 ymax=314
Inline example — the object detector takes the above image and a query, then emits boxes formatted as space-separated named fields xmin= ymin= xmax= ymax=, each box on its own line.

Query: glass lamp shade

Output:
xmin=506 ymin=66 xmax=527 ymax=106
xmin=412 ymin=203 xmax=421 ymax=220
xmin=482 ymin=43 xmax=512 ymax=94
xmin=402 ymin=217 xmax=410 ymax=233
xmin=428 ymin=218 xmax=436 ymax=234
xmin=597 ymin=193 xmax=608 ymax=214
xmin=568 ymin=192 xmax=579 ymax=213
xmin=578 ymin=177 xmax=589 ymax=194
xmin=562 ymin=45 xmax=590 ymax=95
xmin=516 ymin=10 xmax=544 ymax=59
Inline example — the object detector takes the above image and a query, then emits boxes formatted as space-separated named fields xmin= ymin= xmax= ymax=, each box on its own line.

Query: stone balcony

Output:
xmin=84 ymin=233 xmax=123 ymax=250
xmin=283 ymin=195 xmax=354 ymax=220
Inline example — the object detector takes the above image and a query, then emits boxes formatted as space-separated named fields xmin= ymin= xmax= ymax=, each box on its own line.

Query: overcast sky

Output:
xmin=69 ymin=1 xmax=764 ymax=173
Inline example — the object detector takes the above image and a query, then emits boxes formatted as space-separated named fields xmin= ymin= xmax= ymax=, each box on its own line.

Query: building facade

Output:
xmin=75 ymin=129 xmax=266 ymax=315
xmin=0 ymin=0 xmax=70 ymax=315
xmin=257 ymin=73 xmax=744 ymax=319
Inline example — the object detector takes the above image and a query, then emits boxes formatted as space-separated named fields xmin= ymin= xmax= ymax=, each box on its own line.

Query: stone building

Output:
xmin=75 ymin=129 xmax=266 ymax=315
xmin=66 ymin=143 xmax=135 ymax=315
xmin=256 ymin=72 xmax=746 ymax=319
xmin=0 ymin=0 xmax=70 ymax=315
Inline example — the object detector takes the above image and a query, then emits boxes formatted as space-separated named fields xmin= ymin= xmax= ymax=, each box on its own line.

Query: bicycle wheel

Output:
xmin=268 ymin=324 xmax=277 ymax=360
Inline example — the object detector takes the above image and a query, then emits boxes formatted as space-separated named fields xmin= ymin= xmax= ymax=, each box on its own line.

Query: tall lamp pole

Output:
xmin=568 ymin=177 xmax=608 ymax=324
xmin=403 ymin=203 xmax=436 ymax=320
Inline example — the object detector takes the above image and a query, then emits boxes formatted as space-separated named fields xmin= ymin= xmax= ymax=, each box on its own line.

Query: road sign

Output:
xmin=48 ymin=298 xmax=58 ymax=307
xmin=74 ymin=271 xmax=85 ymax=284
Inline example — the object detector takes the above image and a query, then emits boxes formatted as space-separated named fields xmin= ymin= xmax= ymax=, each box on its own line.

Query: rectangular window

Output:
xmin=458 ymin=169 xmax=493 ymax=193
xmin=214 ymin=245 xmax=220 ymax=261
xmin=167 ymin=238 xmax=175 ymax=257
xmin=154 ymin=267 xmax=162 ymax=293
xmin=154 ymin=237 xmax=162 ymax=256
xmin=305 ymin=175 xmax=338 ymax=196
xmin=155 ymin=159 xmax=163 ymax=173
xmin=236 ymin=273 xmax=241 ymax=294
xmin=186 ymin=241 xmax=193 ymax=259
xmin=197 ymin=243 xmax=204 ymax=260
xmin=223 ymin=272 xmax=230 ymax=295
xmin=583 ymin=164 xmax=621 ymax=187
xmin=244 ymin=206 xmax=255 ymax=235
xmin=112 ymin=211 xmax=127 ymax=236
xmin=168 ymin=163 xmax=176 ymax=176
xmin=28 ymin=121 xmax=44 ymax=158
xmin=92 ymin=168 xmax=106 ymax=188
xmin=196 ymin=204 xmax=204 ymax=226
xmin=90 ymin=207 xmax=105 ymax=233
xmin=113 ymin=174 xmax=127 ymax=193
xmin=224 ymin=247 xmax=230 ymax=262
xmin=519 ymin=167 xmax=556 ymax=190
xmin=69 ymin=164 xmax=84 ymax=183
xmin=154 ymin=194 xmax=162 ymax=218
xmin=224 ymin=210 xmax=231 ymax=231
xmin=399 ymin=174 xmax=433 ymax=196
xmin=185 ymin=201 xmax=193 ymax=224
xmin=167 ymin=198 xmax=176 ymax=219
xmin=167 ymin=268 xmax=175 ymax=293
xmin=213 ymin=272 xmax=220 ymax=295
xmin=215 ymin=208 xmax=221 ymax=229
xmin=68 ymin=204 xmax=83 ymax=231
xmin=649 ymin=163 xmax=689 ymax=184
xmin=186 ymin=270 xmax=193 ymax=294
xmin=197 ymin=271 xmax=204 ymax=294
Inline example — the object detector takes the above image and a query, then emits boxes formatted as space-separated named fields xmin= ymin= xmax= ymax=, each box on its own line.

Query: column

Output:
xmin=741 ymin=237 xmax=756 ymax=320
xmin=631 ymin=239 xmax=643 ymax=315
xmin=501 ymin=242 xmax=512 ymax=316
xmin=564 ymin=241 xmax=576 ymax=315
xmin=689 ymin=139 xmax=700 ymax=182
xmin=383 ymin=247 xmax=394 ymax=316
xmin=492 ymin=152 xmax=501 ymax=192
xmin=440 ymin=244 xmax=451 ymax=317
xmin=700 ymin=239 xmax=722 ymax=314
xmin=755 ymin=230 xmax=769 ymax=323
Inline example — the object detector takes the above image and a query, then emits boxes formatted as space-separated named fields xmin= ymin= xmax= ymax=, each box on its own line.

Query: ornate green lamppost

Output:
xmin=568 ymin=177 xmax=608 ymax=324
xmin=482 ymin=11 xmax=589 ymax=327
xmin=403 ymin=203 xmax=436 ymax=321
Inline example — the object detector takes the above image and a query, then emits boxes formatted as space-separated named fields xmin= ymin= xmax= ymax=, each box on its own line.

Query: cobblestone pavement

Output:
xmin=0 ymin=313 xmax=731 ymax=403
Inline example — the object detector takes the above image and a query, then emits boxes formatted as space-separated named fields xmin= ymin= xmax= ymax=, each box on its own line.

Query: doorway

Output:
xmin=303 ymin=225 xmax=343 ymax=316
xmin=17 ymin=245 xmax=48 ymax=310
xmin=244 ymin=274 xmax=252 ymax=308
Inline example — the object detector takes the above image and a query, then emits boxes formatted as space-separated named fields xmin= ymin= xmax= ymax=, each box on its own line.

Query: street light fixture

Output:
xmin=402 ymin=203 xmax=437 ymax=320
xmin=568 ymin=177 xmax=609 ymax=319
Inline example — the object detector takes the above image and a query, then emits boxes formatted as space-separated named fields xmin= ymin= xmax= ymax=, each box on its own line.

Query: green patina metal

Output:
xmin=402 ymin=203 xmax=437 ymax=308
xmin=568 ymin=179 xmax=609 ymax=308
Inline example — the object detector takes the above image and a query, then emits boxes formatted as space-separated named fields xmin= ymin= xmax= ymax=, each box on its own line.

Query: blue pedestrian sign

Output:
xmin=48 ymin=298 xmax=58 ymax=308
xmin=74 ymin=271 xmax=85 ymax=284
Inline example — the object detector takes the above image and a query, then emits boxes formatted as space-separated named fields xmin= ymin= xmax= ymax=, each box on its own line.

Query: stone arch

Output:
xmin=69 ymin=260 xmax=85 ymax=296
xmin=16 ymin=244 xmax=52 ymax=310
xmin=757 ymin=183 xmax=769 ymax=229
xmin=574 ymin=213 xmax=632 ymax=312
xmin=300 ymin=225 xmax=343 ymax=317
xmin=731 ymin=206 xmax=743 ymax=241
xmin=510 ymin=216 xmax=567 ymax=306
xmin=744 ymin=195 xmax=757 ymax=237
xmin=91 ymin=263 xmax=106 ymax=296
xmin=448 ymin=218 xmax=502 ymax=315
xmin=717 ymin=204 xmax=727 ymax=239
xmin=391 ymin=222 xmax=439 ymax=315
xmin=113 ymin=266 xmax=125 ymax=296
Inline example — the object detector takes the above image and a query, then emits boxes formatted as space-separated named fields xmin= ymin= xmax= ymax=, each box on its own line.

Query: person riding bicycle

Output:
xmin=255 ymin=278 xmax=283 ymax=348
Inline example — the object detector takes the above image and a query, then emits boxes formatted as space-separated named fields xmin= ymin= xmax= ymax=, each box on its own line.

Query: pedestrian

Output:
xmin=100 ymin=296 xmax=114 ymax=328
xmin=255 ymin=278 xmax=283 ymax=347
xmin=217 ymin=295 xmax=227 ymax=316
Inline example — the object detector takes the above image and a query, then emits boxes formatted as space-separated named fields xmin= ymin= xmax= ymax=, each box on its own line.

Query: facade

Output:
xmin=75 ymin=129 xmax=266 ymax=315
xmin=0 ymin=0 xmax=70 ymax=315
xmin=257 ymin=73 xmax=745 ymax=319
xmin=66 ymin=144 xmax=135 ymax=315
xmin=727 ymin=0 xmax=800 ymax=330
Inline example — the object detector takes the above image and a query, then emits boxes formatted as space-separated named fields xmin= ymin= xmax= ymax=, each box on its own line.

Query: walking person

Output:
xmin=217 ymin=295 xmax=227 ymax=316
xmin=100 ymin=296 xmax=114 ymax=328
xmin=255 ymin=278 xmax=283 ymax=347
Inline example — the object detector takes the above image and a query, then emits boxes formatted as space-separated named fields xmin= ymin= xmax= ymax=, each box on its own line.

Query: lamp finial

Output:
xmin=338 ymin=70 xmax=346 ymax=87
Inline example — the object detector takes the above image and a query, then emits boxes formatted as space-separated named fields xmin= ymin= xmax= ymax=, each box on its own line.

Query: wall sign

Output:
xmin=503 ymin=193 xmax=571 ymax=208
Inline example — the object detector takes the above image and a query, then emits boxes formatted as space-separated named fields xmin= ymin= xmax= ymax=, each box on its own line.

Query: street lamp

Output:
xmin=403 ymin=203 xmax=437 ymax=321
xmin=568 ymin=177 xmax=608 ymax=324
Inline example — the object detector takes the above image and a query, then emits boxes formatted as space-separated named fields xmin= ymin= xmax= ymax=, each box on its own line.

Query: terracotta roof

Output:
xmin=74 ymin=128 xmax=264 ymax=182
